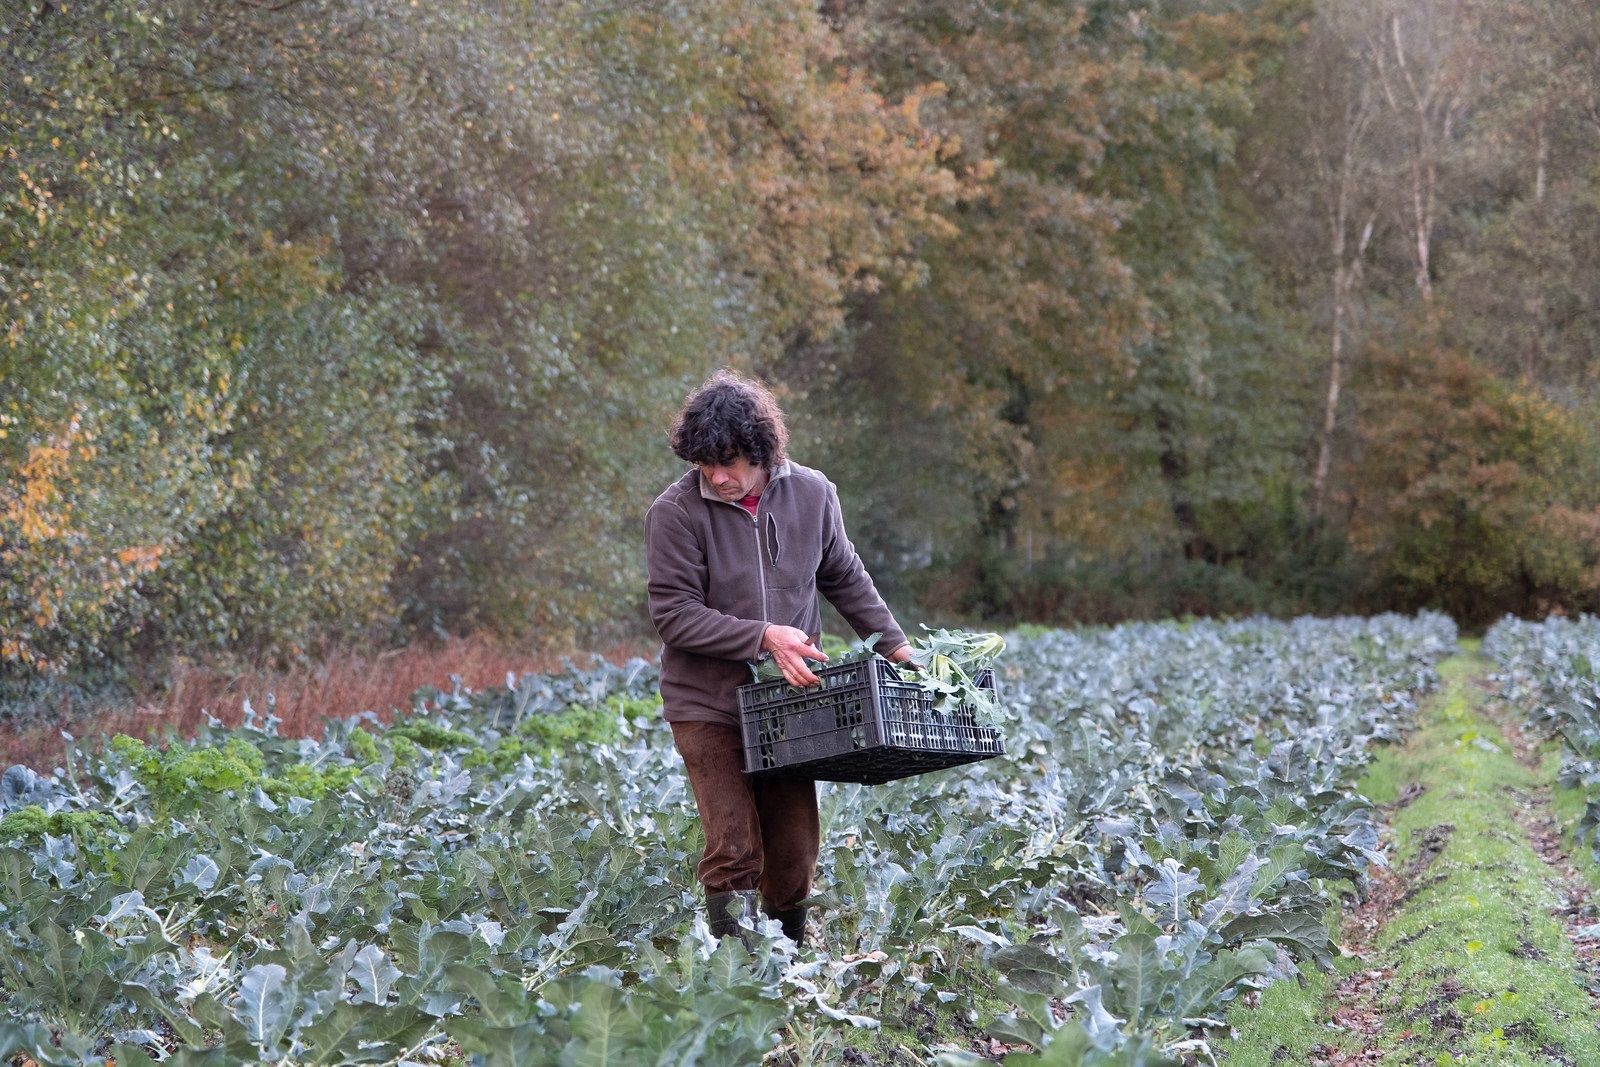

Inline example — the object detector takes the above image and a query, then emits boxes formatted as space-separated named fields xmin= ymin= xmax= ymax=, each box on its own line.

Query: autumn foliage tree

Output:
xmin=1 ymin=0 xmax=968 ymax=678
xmin=1347 ymin=341 xmax=1600 ymax=624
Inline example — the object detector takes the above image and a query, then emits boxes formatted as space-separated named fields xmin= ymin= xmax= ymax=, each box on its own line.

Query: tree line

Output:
xmin=4 ymin=0 xmax=1598 ymax=684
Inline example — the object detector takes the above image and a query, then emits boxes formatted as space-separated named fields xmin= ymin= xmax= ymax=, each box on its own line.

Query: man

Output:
xmin=644 ymin=369 xmax=912 ymax=948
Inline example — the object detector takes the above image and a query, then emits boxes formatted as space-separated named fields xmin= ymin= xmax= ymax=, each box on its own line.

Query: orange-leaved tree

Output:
xmin=1346 ymin=340 xmax=1600 ymax=624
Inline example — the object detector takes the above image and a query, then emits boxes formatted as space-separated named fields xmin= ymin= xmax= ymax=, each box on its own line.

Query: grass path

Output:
xmin=1221 ymin=641 xmax=1600 ymax=1065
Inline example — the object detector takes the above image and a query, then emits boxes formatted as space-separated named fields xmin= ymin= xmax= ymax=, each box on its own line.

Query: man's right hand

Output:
xmin=761 ymin=625 xmax=828 ymax=687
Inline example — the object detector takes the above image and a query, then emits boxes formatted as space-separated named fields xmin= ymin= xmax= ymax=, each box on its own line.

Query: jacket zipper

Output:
xmin=751 ymin=500 xmax=768 ymax=626
xmin=708 ymin=494 xmax=769 ymax=627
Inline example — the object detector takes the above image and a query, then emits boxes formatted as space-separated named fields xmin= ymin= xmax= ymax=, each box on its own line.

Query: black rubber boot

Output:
xmin=705 ymin=889 xmax=762 ymax=948
xmin=766 ymin=905 xmax=808 ymax=946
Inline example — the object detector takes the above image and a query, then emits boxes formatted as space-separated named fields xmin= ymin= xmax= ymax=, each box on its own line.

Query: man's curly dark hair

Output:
xmin=669 ymin=369 xmax=790 ymax=470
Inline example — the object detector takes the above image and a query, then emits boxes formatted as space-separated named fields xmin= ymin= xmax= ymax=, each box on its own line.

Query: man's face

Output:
xmin=699 ymin=456 xmax=767 ymax=501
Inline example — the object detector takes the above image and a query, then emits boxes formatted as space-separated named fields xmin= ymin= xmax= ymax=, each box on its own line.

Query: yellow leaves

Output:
xmin=116 ymin=545 xmax=163 ymax=572
xmin=14 ymin=166 xmax=55 ymax=227
xmin=248 ymin=231 xmax=337 ymax=295
xmin=32 ymin=585 xmax=56 ymax=629
xmin=180 ymin=390 xmax=215 ymax=422
xmin=3 ymin=418 xmax=86 ymax=543
xmin=0 ymin=411 xmax=193 ymax=670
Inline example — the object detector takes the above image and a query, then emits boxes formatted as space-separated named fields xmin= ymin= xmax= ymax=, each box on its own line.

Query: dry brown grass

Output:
xmin=0 ymin=632 xmax=655 ymax=771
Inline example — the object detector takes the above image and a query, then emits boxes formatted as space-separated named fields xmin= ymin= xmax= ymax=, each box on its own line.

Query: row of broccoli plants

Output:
xmin=927 ymin=613 xmax=1452 ymax=1065
xmin=1484 ymin=614 xmax=1600 ymax=853
xmin=0 ymin=613 xmax=1455 ymax=1066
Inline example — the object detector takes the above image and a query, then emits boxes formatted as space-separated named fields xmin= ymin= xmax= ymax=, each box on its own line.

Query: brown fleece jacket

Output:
xmin=644 ymin=459 xmax=909 ymax=728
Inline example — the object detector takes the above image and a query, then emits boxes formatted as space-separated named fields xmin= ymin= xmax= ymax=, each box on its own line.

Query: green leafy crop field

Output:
xmin=0 ymin=615 xmax=1460 ymax=1065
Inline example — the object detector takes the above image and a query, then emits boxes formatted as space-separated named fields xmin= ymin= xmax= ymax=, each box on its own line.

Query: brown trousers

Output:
xmin=669 ymin=720 xmax=819 ymax=911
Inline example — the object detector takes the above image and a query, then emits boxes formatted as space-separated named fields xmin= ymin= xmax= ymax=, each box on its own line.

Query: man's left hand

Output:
xmin=887 ymin=644 xmax=914 ymax=665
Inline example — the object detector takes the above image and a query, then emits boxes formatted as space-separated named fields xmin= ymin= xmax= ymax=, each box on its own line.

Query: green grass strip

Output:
xmin=1221 ymin=646 xmax=1600 ymax=1065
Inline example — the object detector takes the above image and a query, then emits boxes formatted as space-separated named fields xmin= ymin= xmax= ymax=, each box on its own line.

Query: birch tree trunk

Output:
xmin=1309 ymin=69 xmax=1377 ymax=528
xmin=1370 ymin=3 xmax=1471 ymax=304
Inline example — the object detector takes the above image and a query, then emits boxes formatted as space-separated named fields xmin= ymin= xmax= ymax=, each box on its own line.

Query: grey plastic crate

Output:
xmin=737 ymin=657 xmax=1002 ymax=784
